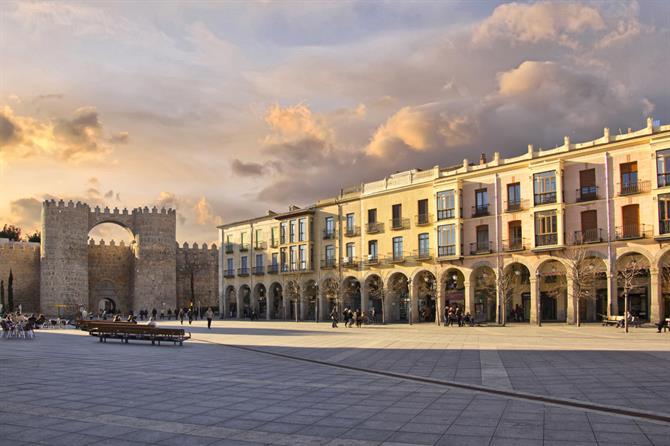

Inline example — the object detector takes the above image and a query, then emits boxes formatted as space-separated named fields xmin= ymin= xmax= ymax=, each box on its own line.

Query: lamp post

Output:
xmin=314 ymin=284 xmax=319 ymax=323
xmin=407 ymin=277 xmax=413 ymax=326
xmin=535 ymin=269 xmax=542 ymax=327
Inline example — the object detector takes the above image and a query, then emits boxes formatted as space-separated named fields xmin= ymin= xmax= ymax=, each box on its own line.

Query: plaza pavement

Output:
xmin=1 ymin=320 xmax=670 ymax=446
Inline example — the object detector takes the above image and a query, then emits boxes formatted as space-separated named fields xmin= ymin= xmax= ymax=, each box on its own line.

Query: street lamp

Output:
xmin=314 ymin=284 xmax=319 ymax=323
xmin=407 ymin=277 xmax=413 ymax=325
xmin=535 ymin=269 xmax=542 ymax=327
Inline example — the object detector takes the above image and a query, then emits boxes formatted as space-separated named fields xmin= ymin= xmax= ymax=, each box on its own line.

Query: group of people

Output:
xmin=331 ymin=307 xmax=371 ymax=328
xmin=508 ymin=304 xmax=526 ymax=322
xmin=1 ymin=311 xmax=46 ymax=339
xmin=444 ymin=304 xmax=474 ymax=327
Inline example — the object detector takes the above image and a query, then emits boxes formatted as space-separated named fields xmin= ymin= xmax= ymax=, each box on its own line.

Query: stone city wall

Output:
xmin=87 ymin=240 xmax=133 ymax=314
xmin=176 ymin=242 xmax=219 ymax=311
xmin=0 ymin=239 xmax=41 ymax=313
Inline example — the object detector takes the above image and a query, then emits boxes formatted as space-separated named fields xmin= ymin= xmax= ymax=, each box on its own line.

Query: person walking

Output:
xmin=355 ymin=309 xmax=362 ymax=328
xmin=206 ymin=307 xmax=214 ymax=329
xmin=178 ymin=308 xmax=184 ymax=325
xmin=330 ymin=307 xmax=339 ymax=328
xmin=151 ymin=308 xmax=157 ymax=319
xmin=188 ymin=309 xmax=193 ymax=325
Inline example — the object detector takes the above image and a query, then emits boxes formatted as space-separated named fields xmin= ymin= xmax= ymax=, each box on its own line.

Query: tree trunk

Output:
xmin=576 ymin=295 xmax=581 ymax=327
xmin=624 ymin=291 xmax=629 ymax=333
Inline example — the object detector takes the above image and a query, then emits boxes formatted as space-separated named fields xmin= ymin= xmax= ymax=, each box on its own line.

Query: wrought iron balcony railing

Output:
xmin=576 ymin=186 xmax=598 ymax=202
xmin=252 ymin=265 xmax=265 ymax=275
xmin=618 ymin=180 xmax=650 ymax=196
xmin=366 ymin=221 xmax=384 ymax=234
xmin=323 ymin=229 xmax=336 ymax=240
xmin=237 ymin=267 xmax=249 ymax=276
xmin=534 ymin=192 xmax=557 ymax=205
xmin=503 ymin=238 xmax=525 ymax=251
xmin=344 ymin=226 xmax=360 ymax=237
xmin=224 ymin=244 xmax=234 ymax=254
xmin=320 ymin=258 xmax=337 ymax=269
xmin=469 ymin=241 xmax=492 ymax=255
xmin=535 ymin=233 xmax=558 ymax=247
xmin=573 ymin=228 xmax=603 ymax=244
xmin=253 ymin=241 xmax=267 ymax=250
xmin=437 ymin=245 xmax=456 ymax=257
xmin=660 ymin=220 xmax=670 ymax=235
xmin=412 ymin=249 xmax=432 ymax=260
xmin=267 ymin=264 xmax=279 ymax=274
xmin=615 ymin=224 xmax=650 ymax=240
xmin=390 ymin=217 xmax=410 ymax=230
xmin=341 ymin=257 xmax=359 ymax=268
xmin=223 ymin=269 xmax=235 ymax=278
xmin=472 ymin=205 xmax=489 ymax=217
xmin=239 ymin=244 xmax=249 ymax=252
xmin=415 ymin=214 xmax=432 ymax=226
xmin=387 ymin=252 xmax=406 ymax=263
xmin=437 ymin=209 xmax=456 ymax=220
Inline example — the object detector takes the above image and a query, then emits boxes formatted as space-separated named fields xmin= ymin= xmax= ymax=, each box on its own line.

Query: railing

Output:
xmin=437 ymin=245 xmax=456 ymax=257
xmin=415 ymin=214 xmax=432 ymax=226
xmin=412 ymin=249 xmax=432 ymax=260
xmin=321 ymin=258 xmax=337 ymax=269
xmin=390 ymin=217 xmax=410 ymax=230
xmin=237 ymin=267 xmax=249 ymax=276
xmin=363 ymin=255 xmax=380 ymax=266
xmin=267 ymin=264 xmax=279 ymax=274
xmin=472 ymin=205 xmax=489 ymax=217
xmin=619 ymin=180 xmax=650 ymax=196
xmin=323 ymin=229 xmax=336 ymax=240
xmin=341 ymin=257 xmax=358 ymax=268
xmin=503 ymin=238 xmax=525 ymax=251
xmin=345 ymin=226 xmax=360 ymax=237
xmin=534 ymin=191 xmax=557 ymax=205
xmin=223 ymin=269 xmax=235 ymax=278
xmin=506 ymin=201 xmax=522 ymax=212
xmin=387 ymin=252 xmax=405 ymax=263
xmin=225 ymin=244 xmax=234 ymax=254
xmin=280 ymin=264 xmax=289 ymax=273
xmin=437 ymin=209 xmax=455 ymax=220
xmin=535 ymin=233 xmax=558 ymax=247
xmin=254 ymin=241 xmax=267 ymax=250
xmin=252 ymin=265 xmax=265 ymax=275
xmin=658 ymin=173 xmax=670 ymax=188
xmin=366 ymin=221 xmax=384 ymax=233
xmin=660 ymin=220 xmax=670 ymax=235
xmin=469 ymin=241 xmax=492 ymax=255
xmin=239 ymin=244 xmax=249 ymax=252
xmin=576 ymin=186 xmax=598 ymax=202
xmin=573 ymin=228 xmax=603 ymax=244
xmin=615 ymin=224 xmax=650 ymax=240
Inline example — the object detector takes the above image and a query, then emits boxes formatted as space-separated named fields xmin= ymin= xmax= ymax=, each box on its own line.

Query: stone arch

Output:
xmin=537 ymin=259 xmax=568 ymax=322
xmin=471 ymin=264 xmax=497 ymax=323
xmin=467 ymin=260 xmax=497 ymax=283
xmin=253 ymin=283 xmax=267 ymax=319
xmin=268 ymin=282 xmax=284 ymax=320
xmin=303 ymin=279 xmax=318 ymax=321
xmin=225 ymin=285 xmax=237 ymax=318
xmin=502 ymin=262 xmax=531 ymax=323
xmin=413 ymin=269 xmax=437 ymax=322
xmin=386 ymin=271 xmax=409 ymax=322
xmin=238 ymin=284 xmax=251 ymax=319
xmin=615 ymin=251 xmax=651 ymax=320
xmin=321 ymin=277 xmax=340 ymax=314
xmin=342 ymin=276 xmax=361 ymax=311
xmin=615 ymin=246 xmax=654 ymax=266
xmin=442 ymin=267 xmax=466 ymax=310
xmin=364 ymin=274 xmax=384 ymax=321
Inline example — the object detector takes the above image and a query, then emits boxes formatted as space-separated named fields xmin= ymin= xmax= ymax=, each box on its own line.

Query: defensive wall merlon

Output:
xmin=0 ymin=239 xmax=40 ymax=253
xmin=42 ymin=199 xmax=176 ymax=216
xmin=177 ymin=242 xmax=218 ymax=252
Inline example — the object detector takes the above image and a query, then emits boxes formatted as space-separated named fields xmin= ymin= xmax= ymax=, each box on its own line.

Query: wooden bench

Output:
xmin=78 ymin=320 xmax=138 ymax=331
xmin=89 ymin=326 xmax=190 ymax=346
xmin=602 ymin=315 xmax=624 ymax=326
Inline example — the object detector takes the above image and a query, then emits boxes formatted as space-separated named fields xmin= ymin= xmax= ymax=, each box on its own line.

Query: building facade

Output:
xmin=219 ymin=118 xmax=670 ymax=324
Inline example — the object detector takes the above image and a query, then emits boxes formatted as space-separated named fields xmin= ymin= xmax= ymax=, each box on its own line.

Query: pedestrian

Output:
xmin=355 ymin=309 xmax=362 ymax=328
xmin=188 ymin=309 xmax=193 ymax=325
xmin=167 ymin=308 xmax=172 ymax=320
xmin=206 ymin=307 xmax=214 ymax=329
xmin=178 ymin=309 xmax=184 ymax=325
xmin=330 ymin=307 xmax=339 ymax=328
xmin=370 ymin=308 xmax=376 ymax=324
xmin=443 ymin=305 xmax=449 ymax=327
xmin=151 ymin=308 xmax=157 ymax=319
xmin=160 ymin=309 xmax=164 ymax=320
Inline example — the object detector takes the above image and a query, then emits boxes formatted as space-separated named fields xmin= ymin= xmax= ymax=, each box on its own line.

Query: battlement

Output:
xmin=43 ymin=199 xmax=90 ymax=210
xmin=88 ymin=239 xmax=130 ymax=247
xmin=132 ymin=206 xmax=176 ymax=216
xmin=92 ymin=205 xmax=130 ymax=216
xmin=0 ymin=239 xmax=40 ymax=252
xmin=177 ymin=242 xmax=219 ymax=252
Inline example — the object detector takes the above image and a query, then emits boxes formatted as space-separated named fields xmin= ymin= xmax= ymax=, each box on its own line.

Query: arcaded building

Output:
xmin=218 ymin=118 xmax=670 ymax=325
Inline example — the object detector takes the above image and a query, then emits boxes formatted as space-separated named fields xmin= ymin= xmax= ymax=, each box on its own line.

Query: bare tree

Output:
xmin=562 ymin=246 xmax=598 ymax=327
xmin=617 ymin=255 xmax=645 ymax=333
xmin=365 ymin=276 xmax=384 ymax=324
xmin=387 ymin=274 xmax=410 ymax=323
xmin=284 ymin=270 xmax=307 ymax=322
xmin=495 ymin=265 xmax=516 ymax=326
xmin=322 ymin=277 xmax=341 ymax=318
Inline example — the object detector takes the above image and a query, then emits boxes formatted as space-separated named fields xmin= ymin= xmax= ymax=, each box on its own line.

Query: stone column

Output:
xmin=436 ymin=280 xmax=444 ymax=325
xmin=608 ymin=273 xmax=618 ymax=316
xmin=266 ymin=295 xmax=272 ymax=320
xmin=410 ymin=281 xmax=419 ymax=323
xmin=464 ymin=281 xmax=474 ymax=316
xmin=300 ymin=294 xmax=307 ymax=320
xmin=566 ymin=277 xmax=575 ymax=324
xmin=530 ymin=277 xmax=539 ymax=325
xmin=650 ymin=268 xmax=662 ymax=323
xmin=236 ymin=293 xmax=242 ymax=319
xmin=360 ymin=285 xmax=369 ymax=315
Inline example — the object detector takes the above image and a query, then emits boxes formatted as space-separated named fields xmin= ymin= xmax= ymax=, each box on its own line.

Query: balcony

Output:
xmin=363 ymin=255 xmax=380 ymax=266
xmin=472 ymin=205 xmax=489 ymax=217
xmin=437 ymin=209 xmax=456 ymax=220
xmin=503 ymin=238 xmax=525 ymax=251
xmin=534 ymin=192 xmax=557 ymax=206
xmin=573 ymin=228 xmax=603 ymax=244
xmin=412 ymin=249 xmax=432 ymax=261
xmin=239 ymin=244 xmax=249 ymax=252
xmin=366 ymin=221 xmax=384 ymax=234
xmin=387 ymin=252 xmax=406 ymax=263
xmin=535 ymin=233 xmax=558 ymax=247
xmin=253 ymin=241 xmax=267 ymax=251
xmin=469 ymin=241 xmax=492 ymax=255
xmin=321 ymin=258 xmax=337 ymax=269
xmin=252 ymin=265 xmax=265 ymax=276
xmin=237 ymin=267 xmax=249 ymax=277
xmin=619 ymin=180 xmax=650 ymax=196
xmin=341 ymin=257 xmax=358 ymax=268
xmin=437 ymin=245 xmax=456 ymax=257
xmin=505 ymin=201 xmax=522 ymax=212
xmin=344 ymin=226 xmax=360 ymax=237
xmin=223 ymin=269 xmax=235 ymax=278
xmin=267 ymin=264 xmax=279 ymax=274
xmin=415 ymin=214 xmax=432 ymax=226
xmin=576 ymin=186 xmax=598 ymax=202
xmin=224 ymin=244 xmax=234 ymax=254
xmin=323 ymin=229 xmax=336 ymax=240
xmin=658 ymin=173 xmax=670 ymax=188
xmin=615 ymin=224 xmax=650 ymax=240
xmin=660 ymin=220 xmax=670 ymax=235
xmin=390 ymin=217 xmax=410 ymax=230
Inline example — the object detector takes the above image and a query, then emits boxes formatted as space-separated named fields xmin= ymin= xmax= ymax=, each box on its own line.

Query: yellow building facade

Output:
xmin=219 ymin=118 xmax=670 ymax=325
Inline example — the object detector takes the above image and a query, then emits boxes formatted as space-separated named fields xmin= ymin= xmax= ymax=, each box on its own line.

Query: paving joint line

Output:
xmin=201 ymin=340 xmax=670 ymax=426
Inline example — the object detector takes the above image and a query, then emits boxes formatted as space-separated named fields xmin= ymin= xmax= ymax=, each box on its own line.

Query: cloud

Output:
xmin=195 ymin=197 xmax=222 ymax=226
xmin=109 ymin=131 xmax=129 ymax=144
xmin=264 ymin=103 xmax=334 ymax=146
xmin=8 ymin=198 xmax=42 ymax=231
xmin=0 ymin=106 xmax=125 ymax=162
xmin=472 ymin=1 xmax=605 ymax=48
xmin=231 ymin=159 xmax=264 ymax=176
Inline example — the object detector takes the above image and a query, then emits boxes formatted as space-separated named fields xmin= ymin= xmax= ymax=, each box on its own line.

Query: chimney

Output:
xmin=479 ymin=153 xmax=487 ymax=165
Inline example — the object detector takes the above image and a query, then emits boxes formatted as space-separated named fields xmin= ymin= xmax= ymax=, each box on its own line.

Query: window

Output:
xmin=392 ymin=236 xmax=403 ymax=260
xmin=280 ymin=248 xmax=287 ymax=271
xmin=255 ymin=254 xmax=264 ymax=271
xmin=620 ymin=162 xmax=639 ymax=194
xmin=474 ymin=189 xmax=489 ymax=216
xmin=271 ymin=227 xmax=277 ymax=246
xmin=657 ymin=149 xmax=670 ymax=187
xmin=659 ymin=194 xmax=670 ymax=234
xmin=508 ymin=221 xmax=522 ymax=250
xmin=437 ymin=190 xmax=455 ymax=219
xmin=345 ymin=242 xmax=355 ymax=259
xmin=325 ymin=245 xmax=335 ymax=264
xmin=392 ymin=204 xmax=403 ymax=228
xmin=368 ymin=240 xmax=378 ymax=260
xmin=418 ymin=233 xmax=429 ymax=257
xmin=225 ymin=235 xmax=233 ymax=253
xmin=507 ymin=183 xmax=521 ymax=210
xmin=579 ymin=210 xmax=598 ymax=243
xmin=534 ymin=171 xmax=556 ymax=205
xmin=271 ymin=252 xmax=278 ymax=266
xmin=417 ymin=199 xmax=429 ymax=224
xmin=255 ymin=229 xmax=262 ymax=246
xmin=289 ymin=220 xmax=296 ymax=243
xmin=621 ymin=204 xmax=640 ymax=238
xmin=578 ymin=169 xmax=597 ymax=201
xmin=368 ymin=208 xmax=377 ymax=223
xmin=475 ymin=225 xmax=489 ymax=252
xmin=289 ymin=246 xmax=297 ymax=270
xmin=226 ymin=258 xmax=234 ymax=273
xmin=240 ymin=232 xmax=246 ymax=247
xmin=325 ymin=216 xmax=335 ymax=238
xmin=280 ymin=223 xmax=287 ymax=244
xmin=298 ymin=245 xmax=306 ymax=270
xmin=298 ymin=218 xmax=307 ymax=242
xmin=346 ymin=213 xmax=355 ymax=234
xmin=535 ymin=210 xmax=558 ymax=246
xmin=437 ymin=224 xmax=456 ymax=256
xmin=241 ymin=256 xmax=248 ymax=272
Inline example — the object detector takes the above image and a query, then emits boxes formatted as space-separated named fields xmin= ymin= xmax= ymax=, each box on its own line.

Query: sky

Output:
xmin=1 ymin=0 xmax=669 ymax=244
